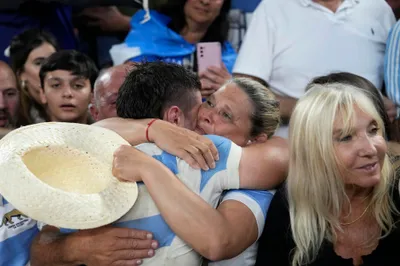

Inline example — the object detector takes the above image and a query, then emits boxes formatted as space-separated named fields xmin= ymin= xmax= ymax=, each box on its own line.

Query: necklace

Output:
xmin=340 ymin=201 xmax=373 ymax=226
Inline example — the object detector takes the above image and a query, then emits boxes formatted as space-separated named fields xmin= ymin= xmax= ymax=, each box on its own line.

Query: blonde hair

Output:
xmin=288 ymin=83 xmax=396 ymax=266
xmin=228 ymin=77 xmax=280 ymax=138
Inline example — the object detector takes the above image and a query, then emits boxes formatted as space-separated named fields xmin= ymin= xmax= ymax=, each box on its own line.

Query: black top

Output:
xmin=255 ymin=185 xmax=400 ymax=266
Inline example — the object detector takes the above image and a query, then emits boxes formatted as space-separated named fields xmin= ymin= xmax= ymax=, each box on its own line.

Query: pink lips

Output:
xmin=358 ymin=162 xmax=378 ymax=173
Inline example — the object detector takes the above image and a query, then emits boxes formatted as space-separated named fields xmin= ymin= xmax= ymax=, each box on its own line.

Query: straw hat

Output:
xmin=0 ymin=122 xmax=138 ymax=229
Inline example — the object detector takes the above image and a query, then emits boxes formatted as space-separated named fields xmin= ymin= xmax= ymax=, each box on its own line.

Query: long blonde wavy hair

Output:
xmin=288 ymin=83 xmax=397 ymax=266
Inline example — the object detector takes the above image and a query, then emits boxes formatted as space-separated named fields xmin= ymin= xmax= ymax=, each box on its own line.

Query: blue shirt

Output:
xmin=109 ymin=10 xmax=237 ymax=73
xmin=0 ymin=194 xmax=39 ymax=266
xmin=232 ymin=0 xmax=261 ymax=12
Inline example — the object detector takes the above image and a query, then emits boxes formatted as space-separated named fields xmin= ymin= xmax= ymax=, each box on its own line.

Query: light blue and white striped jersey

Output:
xmin=385 ymin=20 xmax=400 ymax=118
xmin=0 ymin=194 xmax=39 ymax=266
xmin=116 ymin=135 xmax=242 ymax=265
xmin=51 ymin=135 xmax=271 ymax=266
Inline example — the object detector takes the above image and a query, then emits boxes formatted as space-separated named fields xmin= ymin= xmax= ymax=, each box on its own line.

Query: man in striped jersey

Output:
xmin=31 ymin=62 xmax=287 ymax=266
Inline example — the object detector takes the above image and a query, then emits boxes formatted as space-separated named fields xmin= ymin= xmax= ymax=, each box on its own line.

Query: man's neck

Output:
xmin=313 ymin=0 xmax=344 ymax=12
xmin=180 ymin=20 xmax=210 ymax=44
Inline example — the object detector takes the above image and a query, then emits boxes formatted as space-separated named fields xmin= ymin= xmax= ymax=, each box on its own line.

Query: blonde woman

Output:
xmin=255 ymin=83 xmax=400 ymax=266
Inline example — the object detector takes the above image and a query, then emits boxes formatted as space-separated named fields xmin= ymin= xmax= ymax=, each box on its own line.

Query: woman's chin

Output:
xmin=355 ymin=175 xmax=382 ymax=189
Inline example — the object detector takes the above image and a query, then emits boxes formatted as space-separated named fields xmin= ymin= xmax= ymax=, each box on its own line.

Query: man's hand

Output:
xmin=93 ymin=118 xmax=219 ymax=170
xmin=112 ymin=145 xmax=154 ymax=182
xmin=199 ymin=64 xmax=231 ymax=97
xmin=383 ymin=95 xmax=397 ymax=123
xmin=78 ymin=226 xmax=158 ymax=266
xmin=149 ymin=120 xmax=219 ymax=170
xmin=31 ymin=225 xmax=158 ymax=266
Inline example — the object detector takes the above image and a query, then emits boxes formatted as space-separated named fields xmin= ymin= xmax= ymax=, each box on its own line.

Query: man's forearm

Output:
xmin=141 ymin=160 xmax=236 ymax=261
xmin=31 ymin=227 xmax=82 ymax=266
xmin=92 ymin=117 xmax=149 ymax=145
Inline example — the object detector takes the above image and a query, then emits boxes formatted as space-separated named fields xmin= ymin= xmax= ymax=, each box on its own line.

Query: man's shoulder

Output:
xmin=204 ymin=135 xmax=232 ymax=147
xmin=361 ymin=0 xmax=392 ymax=9
xmin=135 ymin=142 xmax=163 ymax=156
xmin=204 ymin=135 xmax=242 ymax=160
xmin=358 ymin=0 xmax=394 ymax=17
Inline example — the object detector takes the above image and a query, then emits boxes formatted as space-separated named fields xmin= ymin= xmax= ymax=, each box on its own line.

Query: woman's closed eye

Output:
xmin=221 ymin=111 xmax=232 ymax=121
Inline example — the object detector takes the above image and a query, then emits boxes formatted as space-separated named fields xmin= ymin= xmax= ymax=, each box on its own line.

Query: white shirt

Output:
xmin=233 ymin=0 xmax=395 ymax=138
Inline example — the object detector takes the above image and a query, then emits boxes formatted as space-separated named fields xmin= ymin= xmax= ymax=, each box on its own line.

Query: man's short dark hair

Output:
xmin=39 ymin=50 xmax=98 ymax=90
xmin=116 ymin=62 xmax=201 ymax=119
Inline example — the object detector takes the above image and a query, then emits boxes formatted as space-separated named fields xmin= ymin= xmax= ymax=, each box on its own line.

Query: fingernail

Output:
xmin=216 ymin=155 xmax=219 ymax=161
xmin=151 ymin=241 xmax=158 ymax=249
xmin=211 ymin=162 xmax=216 ymax=169
xmin=204 ymin=166 xmax=209 ymax=171
xmin=146 ymin=233 xmax=153 ymax=239
xmin=148 ymin=250 xmax=154 ymax=256
xmin=136 ymin=260 xmax=142 ymax=265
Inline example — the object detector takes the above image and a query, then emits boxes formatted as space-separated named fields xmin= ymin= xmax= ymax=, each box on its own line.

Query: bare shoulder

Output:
xmin=256 ymin=137 xmax=289 ymax=172
xmin=264 ymin=136 xmax=289 ymax=157
xmin=360 ymin=0 xmax=394 ymax=16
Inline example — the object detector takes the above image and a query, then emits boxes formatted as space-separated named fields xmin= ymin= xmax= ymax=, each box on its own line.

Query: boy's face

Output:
xmin=41 ymin=70 xmax=92 ymax=123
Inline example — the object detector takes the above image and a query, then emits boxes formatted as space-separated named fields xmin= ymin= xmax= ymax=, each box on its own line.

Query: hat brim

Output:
xmin=0 ymin=122 xmax=138 ymax=229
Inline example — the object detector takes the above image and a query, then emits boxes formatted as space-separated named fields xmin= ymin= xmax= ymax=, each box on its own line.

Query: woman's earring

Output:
xmin=21 ymin=80 xmax=27 ymax=89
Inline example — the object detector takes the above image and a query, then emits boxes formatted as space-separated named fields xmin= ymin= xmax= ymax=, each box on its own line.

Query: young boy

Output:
xmin=39 ymin=50 xmax=98 ymax=124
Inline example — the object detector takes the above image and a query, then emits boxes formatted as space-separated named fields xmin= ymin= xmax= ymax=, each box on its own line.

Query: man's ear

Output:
xmin=163 ymin=106 xmax=184 ymax=126
xmin=89 ymin=103 xmax=99 ymax=121
xmin=249 ymin=133 xmax=268 ymax=145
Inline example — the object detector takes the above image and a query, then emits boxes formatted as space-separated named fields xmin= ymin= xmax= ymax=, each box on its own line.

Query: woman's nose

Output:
xmin=358 ymin=135 xmax=378 ymax=157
